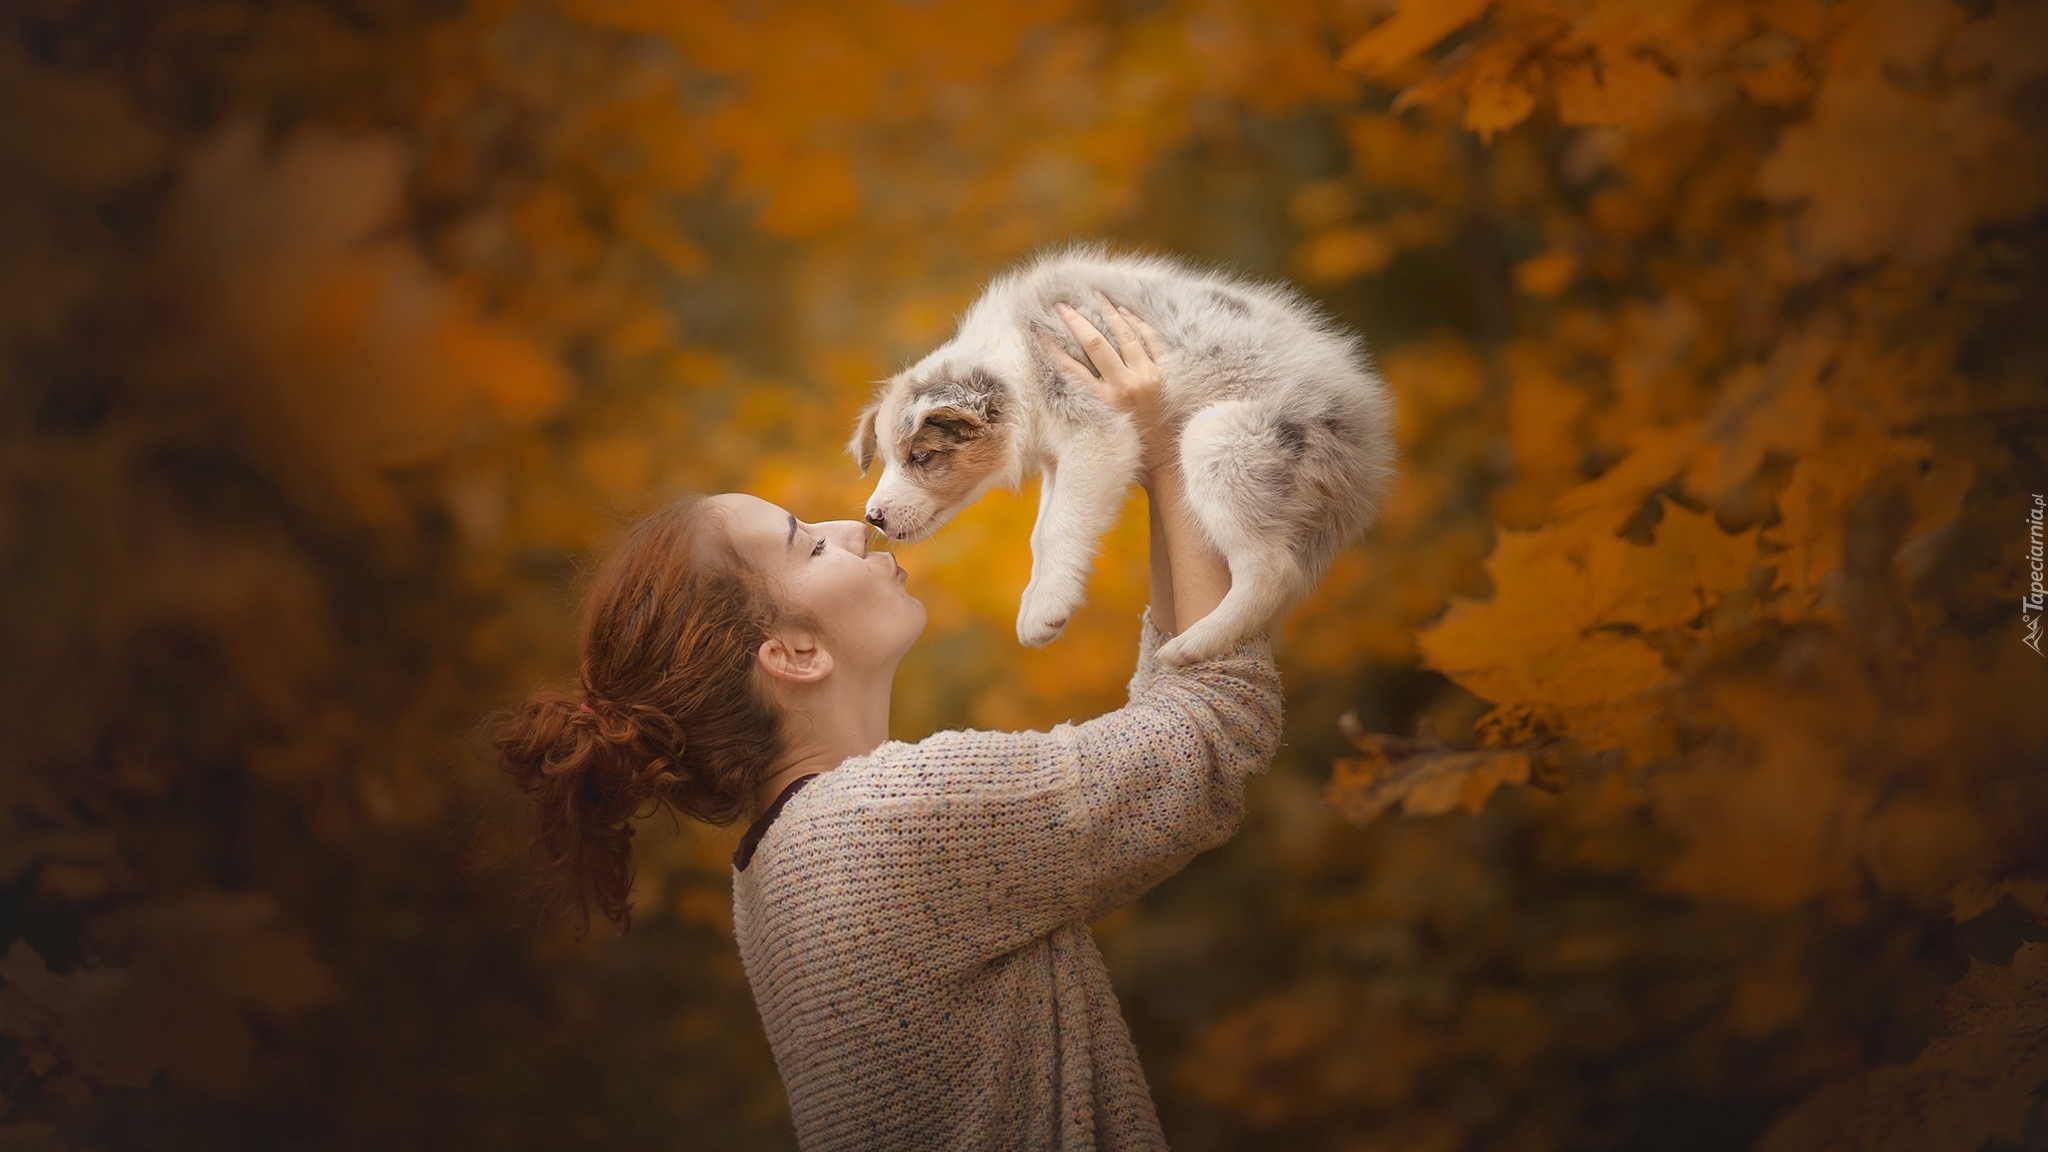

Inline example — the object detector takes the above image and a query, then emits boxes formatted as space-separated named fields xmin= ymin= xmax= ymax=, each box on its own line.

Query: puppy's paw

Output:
xmin=1157 ymin=625 xmax=1234 ymax=666
xmin=1016 ymin=584 xmax=1077 ymax=647
xmin=1017 ymin=611 xmax=1070 ymax=648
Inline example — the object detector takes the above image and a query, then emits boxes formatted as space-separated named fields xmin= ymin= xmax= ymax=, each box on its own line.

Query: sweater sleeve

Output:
xmin=831 ymin=612 xmax=1282 ymax=971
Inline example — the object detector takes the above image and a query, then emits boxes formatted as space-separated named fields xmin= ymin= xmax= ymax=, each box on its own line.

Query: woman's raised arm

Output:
xmin=1042 ymin=296 xmax=1230 ymax=637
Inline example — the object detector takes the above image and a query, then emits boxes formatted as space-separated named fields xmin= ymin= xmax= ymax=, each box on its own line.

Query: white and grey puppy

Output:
xmin=850 ymin=246 xmax=1396 ymax=665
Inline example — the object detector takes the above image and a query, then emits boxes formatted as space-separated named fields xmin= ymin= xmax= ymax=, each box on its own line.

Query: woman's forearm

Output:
xmin=1147 ymin=459 xmax=1229 ymax=636
xmin=1039 ymin=298 xmax=1228 ymax=637
xmin=1147 ymin=485 xmax=1177 ymax=635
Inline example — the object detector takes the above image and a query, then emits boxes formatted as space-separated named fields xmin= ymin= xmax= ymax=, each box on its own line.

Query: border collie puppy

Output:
xmin=851 ymin=246 xmax=1396 ymax=665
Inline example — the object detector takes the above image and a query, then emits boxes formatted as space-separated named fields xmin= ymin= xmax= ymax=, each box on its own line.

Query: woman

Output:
xmin=496 ymin=300 xmax=1283 ymax=1149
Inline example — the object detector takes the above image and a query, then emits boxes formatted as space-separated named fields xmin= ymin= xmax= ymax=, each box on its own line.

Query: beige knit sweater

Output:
xmin=731 ymin=615 xmax=1283 ymax=1150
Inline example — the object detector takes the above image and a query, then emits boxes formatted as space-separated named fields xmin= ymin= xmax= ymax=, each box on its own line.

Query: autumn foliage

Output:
xmin=2 ymin=0 xmax=2044 ymax=1147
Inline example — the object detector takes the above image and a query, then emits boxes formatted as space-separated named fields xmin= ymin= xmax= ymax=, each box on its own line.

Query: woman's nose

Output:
xmin=832 ymin=520 xmax=872 ymax=556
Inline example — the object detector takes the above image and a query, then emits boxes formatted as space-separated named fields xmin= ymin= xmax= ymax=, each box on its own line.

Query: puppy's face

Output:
xmin=851 ymin=368 xmax=1011 ymax=543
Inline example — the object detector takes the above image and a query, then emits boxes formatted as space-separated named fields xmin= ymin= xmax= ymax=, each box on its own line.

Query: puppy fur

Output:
xmin=851 ymin=245 xmax=1397 ymax=664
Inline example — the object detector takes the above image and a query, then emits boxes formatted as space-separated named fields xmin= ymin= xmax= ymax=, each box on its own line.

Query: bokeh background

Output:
xmin=3 ymin=0 xmax=2046 ymax=1148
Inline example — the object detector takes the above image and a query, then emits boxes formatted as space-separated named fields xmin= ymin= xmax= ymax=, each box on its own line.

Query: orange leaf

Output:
xmin=1591 ymin=503 xmax=1761 ymax=633
xmin=1337 ymin=0 xmax=1494 ymax=79
xmin=1461 ymin=62 xmax=1539 ymax=142
xmin=1415 ymin=520 xmax=1680 ymax=711
xmin=1326 ymin=714 xmax=1532 ymax=825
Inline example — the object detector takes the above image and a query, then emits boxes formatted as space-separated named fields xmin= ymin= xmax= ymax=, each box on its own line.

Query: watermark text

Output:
xmin=2026 ymin=494 xmax=2044 ymax=657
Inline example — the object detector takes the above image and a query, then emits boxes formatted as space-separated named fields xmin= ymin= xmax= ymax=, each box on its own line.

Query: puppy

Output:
xmin=850 ymin=246 xmax=1396 ymax=664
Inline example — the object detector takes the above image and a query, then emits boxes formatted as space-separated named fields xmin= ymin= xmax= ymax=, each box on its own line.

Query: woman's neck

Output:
xmin=752 ymin=670 xmax=894 ymax=818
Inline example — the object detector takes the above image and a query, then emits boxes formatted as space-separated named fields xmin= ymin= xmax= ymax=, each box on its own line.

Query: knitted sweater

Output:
xmin=731 ymin=615 xmax=1283 ymax=1150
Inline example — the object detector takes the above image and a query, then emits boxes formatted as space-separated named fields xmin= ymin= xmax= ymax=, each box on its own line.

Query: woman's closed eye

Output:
xmin=811 ymin=535 xmax=828 ymax=556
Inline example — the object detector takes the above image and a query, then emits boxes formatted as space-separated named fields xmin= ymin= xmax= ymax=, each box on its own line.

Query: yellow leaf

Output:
xmin=1460 ymin=58 xmax=1539 ymax=142
xmin=1592 ymin=503 xmax=1761 ymax=633
xmin=1325 ymin=718 xmax=1531 ymax=825
xmin=1552 ymin=421 xmax=1702 ymax=531
xmin=1553 ymin=48 xmax=1675 ymax=129
xmin=1415 ymin=522 xmax=1677 ymax=711
xmin=1337 ymin=0 xmax=1494 ymax=79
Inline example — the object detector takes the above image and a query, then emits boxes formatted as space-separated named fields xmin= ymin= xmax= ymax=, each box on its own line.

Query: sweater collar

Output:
xmin=733 ymin=773 xmax=819 ymax=871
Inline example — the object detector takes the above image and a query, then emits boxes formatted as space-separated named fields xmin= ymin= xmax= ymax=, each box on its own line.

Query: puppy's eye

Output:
xmin=908 ymin=450 xmax=936 ymax=467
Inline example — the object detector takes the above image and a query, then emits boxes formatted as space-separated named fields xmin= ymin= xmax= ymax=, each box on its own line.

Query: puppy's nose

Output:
xmin=864 ymin=509 xmax=887 ymax=533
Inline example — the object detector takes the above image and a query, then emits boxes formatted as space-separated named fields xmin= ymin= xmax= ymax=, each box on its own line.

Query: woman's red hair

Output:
xmin=493 ymin=496 xmax=796 ymax=938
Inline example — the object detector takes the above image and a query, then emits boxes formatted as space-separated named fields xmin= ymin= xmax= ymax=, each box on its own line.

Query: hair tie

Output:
xmin=578 ymin=701 xmax=595 ymax=714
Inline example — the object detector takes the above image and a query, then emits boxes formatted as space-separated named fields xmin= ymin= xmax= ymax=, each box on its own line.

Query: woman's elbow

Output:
xmin=1216 ymin=682 xmax=1284 ymax=769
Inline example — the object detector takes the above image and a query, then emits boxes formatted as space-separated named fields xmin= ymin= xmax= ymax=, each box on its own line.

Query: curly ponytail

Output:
xmin=492 ymin=496 xmax=797 ymax=937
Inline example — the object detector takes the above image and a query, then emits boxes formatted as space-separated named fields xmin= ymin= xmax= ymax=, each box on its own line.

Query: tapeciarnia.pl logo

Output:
xmin=2026 ymin=494 xmax=2045 ymax=658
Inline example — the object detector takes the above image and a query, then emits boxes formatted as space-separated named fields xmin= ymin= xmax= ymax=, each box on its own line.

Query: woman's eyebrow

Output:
xmin=786 ymin=514 xmax=799 ymax=551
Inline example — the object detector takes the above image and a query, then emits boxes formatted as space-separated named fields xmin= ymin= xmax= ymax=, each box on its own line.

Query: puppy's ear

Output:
xmin=917 ymin=404 xmax=988 ymax=444
xmin=850 ymin=401 xmax=880 ymax=474
xmin=960 ymin=369 xmax=1006 ymax=424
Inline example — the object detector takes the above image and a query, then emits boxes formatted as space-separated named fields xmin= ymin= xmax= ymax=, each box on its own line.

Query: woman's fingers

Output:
xmin=1053 ymin=302 xmax=1125 ymax=376
xmin=1035 ymin=326 xmax=1115 ymax=402
xmin=1117 ymin=304 xmax=1165 ymax=363
xmin=1044 ymin=298 xmax=1166 ymax=419
xmin=1095 ymin=292 xmax=1146 ymax=362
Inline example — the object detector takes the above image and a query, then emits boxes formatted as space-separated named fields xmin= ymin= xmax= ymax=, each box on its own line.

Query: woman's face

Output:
xmin=710 ymin=493 xmax=926 ymax=672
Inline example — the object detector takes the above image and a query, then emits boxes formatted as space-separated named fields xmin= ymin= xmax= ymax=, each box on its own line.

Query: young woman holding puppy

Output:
xmin=495 ymin=300 xmax=1282 ymax=1149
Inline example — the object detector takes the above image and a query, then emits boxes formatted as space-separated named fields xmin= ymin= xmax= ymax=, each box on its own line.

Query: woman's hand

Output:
xmin=1037 ymin=292 xmax=1228 ymax=638
xmin=1038 ymin=293 xmax=1175 ymax=483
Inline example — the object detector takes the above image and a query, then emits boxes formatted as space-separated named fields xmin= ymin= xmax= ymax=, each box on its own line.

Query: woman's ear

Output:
xmin=757 ymin=630 xmax=834 ymax=685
